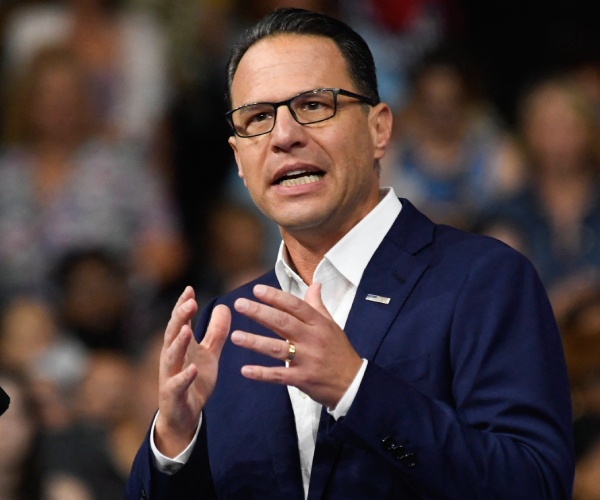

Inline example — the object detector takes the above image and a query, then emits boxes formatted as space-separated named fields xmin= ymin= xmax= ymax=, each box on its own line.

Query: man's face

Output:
xmin=228 ymin=34 xmax=392 ymax=241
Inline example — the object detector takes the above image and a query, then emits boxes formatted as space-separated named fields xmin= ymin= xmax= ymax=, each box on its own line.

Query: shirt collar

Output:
xmin=275 ymin=188 xmax=402 ymax=289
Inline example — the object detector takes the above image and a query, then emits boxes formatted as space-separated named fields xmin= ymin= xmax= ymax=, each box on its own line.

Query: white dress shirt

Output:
xmin=151 ymin=188 xmax=402 ymax=498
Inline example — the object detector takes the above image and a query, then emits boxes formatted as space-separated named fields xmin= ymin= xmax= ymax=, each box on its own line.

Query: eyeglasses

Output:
xmin=225 ymin=88 xmax=376 ymax=138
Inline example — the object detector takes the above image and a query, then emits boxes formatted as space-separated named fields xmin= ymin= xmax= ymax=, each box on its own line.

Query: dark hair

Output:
xmin=225 ymin=8 xmax=379 ymax=108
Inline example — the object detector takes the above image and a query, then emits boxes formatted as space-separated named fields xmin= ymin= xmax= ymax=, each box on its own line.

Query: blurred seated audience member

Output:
xmin=40 ymin=351 xmax=140 ymax=500
xmin=201 ymin=203 xmax=268 ymax=298
xmin=2 ymin=0 xmax=168 ymax=144
xmin=381 ymin=47 xmax=524 ymax=228
xmin=339 ymin=0 xmax=446 ymax=113
xmin=479 ymin=76 xmax=600 ymax=290
xmin=0 ymin=371 xmax=42 ymax=500
xmin=0 ymin=297 xmax=58 ymax=373
xmin=0 ymin=46 xmax=186 ymax=298
xmin=0 ymin=297 xmax=88 ymax=431
xmin=54 ymin=249 xmax=136 ymax=352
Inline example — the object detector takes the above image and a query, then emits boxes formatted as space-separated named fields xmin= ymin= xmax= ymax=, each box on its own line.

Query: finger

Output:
xmin=162 ymin=325 xmax=194 ymax=377
xmin=253 ymin=285 xmax=318 ymax=323
xmin=230 ymin=331 xmax=290 ymax=362
xmin=304 ymin=282 xmax=333 ymax=321
xmin=240 ymin=365 xmax=293 ymax=386
xmin=166 ymin=363 xmax=198 ymax=399
xmin=234 ymin=297 xmax=302 ymax=342
xmin=201 ymin=304 xmax=231 ymax=356
xmin=174 ymin=286 xmax=195 ymax=311
xmin=164 ymin=295 xmax=198 ymax=348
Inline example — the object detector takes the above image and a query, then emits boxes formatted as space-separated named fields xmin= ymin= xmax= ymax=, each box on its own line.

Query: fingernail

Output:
xmin=231 ymin=331 xmax=246 ymax=344
xmin=182 ymin=300 xmax=191 ymax=312
xmin=254 ymin=284 xmax=266 ymax=296
xmin=236 ymin=298 xmax=249 ymax=311
xmin=241 ymin=366 xmax=253 ymax=376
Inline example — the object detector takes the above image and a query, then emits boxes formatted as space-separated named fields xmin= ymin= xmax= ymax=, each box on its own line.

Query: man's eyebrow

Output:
xmin=237 ymin=88 xmax=331 ymax=108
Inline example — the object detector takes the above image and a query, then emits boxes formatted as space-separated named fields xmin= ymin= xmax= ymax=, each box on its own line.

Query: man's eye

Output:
xmin=247 ymin=111 xmax=273 ymax=124
xmin=301 ymin=100 xmax=327 ymax=112
xmin=305 ymin=101 xmax=322 ymax=110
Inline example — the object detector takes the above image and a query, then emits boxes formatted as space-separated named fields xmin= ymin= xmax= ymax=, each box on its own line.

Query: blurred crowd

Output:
xmin=0 ymin=0 xmax=599 ymax=499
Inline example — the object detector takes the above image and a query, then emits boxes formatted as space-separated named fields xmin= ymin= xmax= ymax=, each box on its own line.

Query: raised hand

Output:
xmin=230 ymin=283 xmax=362 ymax=409
xmin=155 ymin=287 xmax=231 ymax=458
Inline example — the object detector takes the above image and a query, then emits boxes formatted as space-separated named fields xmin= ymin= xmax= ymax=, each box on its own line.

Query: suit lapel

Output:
xmin=307 ymin=199 xmax=434 ymax=500
xmin=347 ymin=199 xmax=434 ymax=360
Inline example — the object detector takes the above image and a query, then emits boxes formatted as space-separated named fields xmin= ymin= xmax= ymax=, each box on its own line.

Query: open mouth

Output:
xmin=275 ymin=169 xmax=325 ymax=187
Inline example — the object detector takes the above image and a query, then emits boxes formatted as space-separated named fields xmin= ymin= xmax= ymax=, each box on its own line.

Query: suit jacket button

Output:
xmin=392 ymin=446 xmax=407 ymax=460
xmin=381 ymin=436 xmax=398 ymax=451
xmin=403 ymin=453 xmax=417 ymax=468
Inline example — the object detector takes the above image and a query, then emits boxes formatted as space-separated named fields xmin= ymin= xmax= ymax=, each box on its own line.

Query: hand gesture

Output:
xmin=230 ymin=283 xmax=362 ymax=409
xmin=155 ymin=287 xmax=231 ymax=458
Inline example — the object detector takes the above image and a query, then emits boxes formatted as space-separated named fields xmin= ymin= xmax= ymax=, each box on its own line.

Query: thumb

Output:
xmin=305 ymin=282 xmax=333 ymax=320
xmin=201 ymin=304 xmax=231 ymax=356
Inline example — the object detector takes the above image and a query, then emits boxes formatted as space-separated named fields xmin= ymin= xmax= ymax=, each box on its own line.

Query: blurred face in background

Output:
xmin=523 ymin=82 xmax=594 ymax=174
xmin=76 ymin=352 xmax=133 ymax=425
xmin=0 ymin=298 xmax=57 ymax=373
xmin=415 ymin=65 xmax=466 ymax=139
xmin=28 ymin=60 xmax=92 ymax=146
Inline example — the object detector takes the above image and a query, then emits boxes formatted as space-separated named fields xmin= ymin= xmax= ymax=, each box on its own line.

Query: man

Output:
xmin=125 ymin=8 xmax=573 ymax=500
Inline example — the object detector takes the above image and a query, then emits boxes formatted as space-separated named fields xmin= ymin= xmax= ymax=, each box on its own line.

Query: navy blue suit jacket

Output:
xmin=125 ymin=199 xmax=574 ymax=500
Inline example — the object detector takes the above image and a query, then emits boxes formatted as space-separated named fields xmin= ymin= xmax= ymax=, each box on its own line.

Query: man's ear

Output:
xmin=369 ymin=103 xmax=393 ymax=161
xmin=228 ymin=136 xmax=247 ymax=186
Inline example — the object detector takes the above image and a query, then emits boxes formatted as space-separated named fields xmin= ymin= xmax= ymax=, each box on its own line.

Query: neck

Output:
xmin=280 ymin=231 xmax=336 ymax=285
xmin=280 ymin=190 xmax=381 ymax=284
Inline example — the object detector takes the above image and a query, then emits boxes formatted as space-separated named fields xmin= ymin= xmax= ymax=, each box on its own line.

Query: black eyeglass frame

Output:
xmin=225 ymin=88 xmax=377 ymax=138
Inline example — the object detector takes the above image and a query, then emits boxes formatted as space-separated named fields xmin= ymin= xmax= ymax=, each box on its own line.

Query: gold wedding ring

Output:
xmin=285 ymin=343 xmax=296 ymax=363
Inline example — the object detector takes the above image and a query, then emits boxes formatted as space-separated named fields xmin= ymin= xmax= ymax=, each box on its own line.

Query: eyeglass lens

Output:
xmin=232 ymin=90 xmax=336 ymax=137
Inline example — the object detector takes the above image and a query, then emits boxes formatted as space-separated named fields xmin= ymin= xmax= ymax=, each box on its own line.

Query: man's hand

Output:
xmin=230 ymin=283 xmax=362 ymax=409
xmin=155 ymin=287 xmax=231 ymax=458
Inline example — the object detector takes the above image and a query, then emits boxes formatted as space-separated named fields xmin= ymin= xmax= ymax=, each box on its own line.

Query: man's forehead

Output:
xmin=230 ymin=34 xmax=354 ymax=107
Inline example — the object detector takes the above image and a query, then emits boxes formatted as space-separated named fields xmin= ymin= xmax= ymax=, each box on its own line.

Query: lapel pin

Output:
xmin=366 ymin=294 xmax=391 ymax=304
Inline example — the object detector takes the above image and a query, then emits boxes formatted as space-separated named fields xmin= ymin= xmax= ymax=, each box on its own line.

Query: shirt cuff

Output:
xmin=150 ymin=410 xmax=202 ymax=475
xmin=328 ymin=359 xmax=368 ymax=420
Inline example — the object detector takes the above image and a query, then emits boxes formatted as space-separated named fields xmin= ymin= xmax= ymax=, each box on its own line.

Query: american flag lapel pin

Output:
xmin=366 ymin=294 xmax=391 ymax=305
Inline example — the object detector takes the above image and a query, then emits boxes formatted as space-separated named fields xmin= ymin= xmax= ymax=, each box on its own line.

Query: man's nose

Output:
xmin=269 ymin=105 xmax=306 ymax=151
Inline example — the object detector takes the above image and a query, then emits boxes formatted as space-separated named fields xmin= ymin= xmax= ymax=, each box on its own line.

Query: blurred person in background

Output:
xmin=0 ymin=46 xmax=186 ymax=299
xmin=0 ymin=296 xmax=88 ymax=432
xmin=205 ymin=203 xmax=268 ymax=294
xmin=52 ymin=248 xmax=161 ymax=353
xmin=339 ymin=0 xmax=448 ymax=114
xmin=381 ymin=46 xmax=524 ymax=228
xmin=480 ymin=76 xmax=600 ymax=318
xmin=2 ymin=0 xmax=169 ymax=144
xmin=40 ymin=350 xmax=144 ymax=500
xmin=0 ymin=371 xmax=42 ymax=500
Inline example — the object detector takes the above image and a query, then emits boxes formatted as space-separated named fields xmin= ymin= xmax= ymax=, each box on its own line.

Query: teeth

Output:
xmin=280 ymin=174 xmax=323 ymax=187
xmin=285 ymin=169 xmax=309 ymax=176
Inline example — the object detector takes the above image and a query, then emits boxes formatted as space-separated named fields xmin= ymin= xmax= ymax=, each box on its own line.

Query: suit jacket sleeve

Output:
xmin=330 ymin=243 xmax=574 ymax=500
